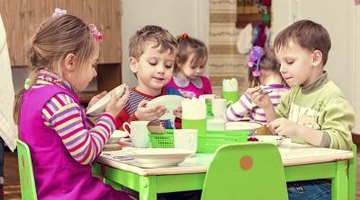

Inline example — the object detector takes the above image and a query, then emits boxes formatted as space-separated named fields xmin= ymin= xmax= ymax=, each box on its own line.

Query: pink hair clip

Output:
xmin=248 ymin=46 xmax=265 ymax=77
xmin=52 ymin=8 xmax=67 ymax=17
xmin=180 ymin=33 xmax=190 ymax=40
xmin=89 ymin=24 xmax=103 ymax=42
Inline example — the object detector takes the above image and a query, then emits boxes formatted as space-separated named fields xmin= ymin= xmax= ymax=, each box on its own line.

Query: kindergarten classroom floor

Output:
xmin=3 ymin=149 xmax=360 ymax=200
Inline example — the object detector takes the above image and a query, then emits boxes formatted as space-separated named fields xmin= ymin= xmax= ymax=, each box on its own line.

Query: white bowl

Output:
xmin=146 ymin=95 xmax=184 ymax=120
xmin=107 ymin=130 xmax=129 ymax=144
xmin=125 ymin=148 xmax=193 ymax=168
xmin=225 ymin=121 xmax=262 ymax=131
xmin=86 ymin=84 xmax=126 ymax=116
xmin=207 ymin=118 xmax=225 ymax=131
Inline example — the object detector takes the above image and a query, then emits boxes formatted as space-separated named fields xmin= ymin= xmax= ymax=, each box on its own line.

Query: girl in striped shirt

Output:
xmin=13 ymin=10 xmax=132 ymax=200
xmin=225 ymin=46 xmax=289 ymax=124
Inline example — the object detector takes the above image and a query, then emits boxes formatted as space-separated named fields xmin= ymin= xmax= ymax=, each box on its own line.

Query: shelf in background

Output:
xmin=79 ymin=63 xmax=122 ymax=104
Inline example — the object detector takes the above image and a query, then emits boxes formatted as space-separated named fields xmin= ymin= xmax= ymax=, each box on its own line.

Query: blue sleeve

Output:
xmin=164 ymin=86 xmax=184 ymax=97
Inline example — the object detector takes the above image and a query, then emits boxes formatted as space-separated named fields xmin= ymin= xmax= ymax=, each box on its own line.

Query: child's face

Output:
xmin=130 ymin=41 xmax=175 ymax=95
xmin=276 ymin=40 xmax=320 ymax=87
xmin=65 ymin=49 xmax=99 ymax=92
xmin=178 ymin=53 xmax=205 ymax=80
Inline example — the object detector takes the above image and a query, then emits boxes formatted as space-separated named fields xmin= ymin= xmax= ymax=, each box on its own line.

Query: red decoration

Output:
xmin=239 ymin=156 xmax=253 ymax=170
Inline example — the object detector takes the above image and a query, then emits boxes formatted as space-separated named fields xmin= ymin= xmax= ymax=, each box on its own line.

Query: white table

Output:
xmin=96 ymin=139 xmax=354 ymax=200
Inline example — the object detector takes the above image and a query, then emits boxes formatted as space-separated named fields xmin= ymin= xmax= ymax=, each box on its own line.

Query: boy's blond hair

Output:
xmin=129 ymin=25 xmax=177 ymax=60
xmin=274 ymin=20 xmax=331 ymax=65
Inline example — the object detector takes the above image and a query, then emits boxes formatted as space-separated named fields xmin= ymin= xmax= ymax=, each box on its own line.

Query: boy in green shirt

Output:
xmin=250 ymin=19 xmax=355 ymax=199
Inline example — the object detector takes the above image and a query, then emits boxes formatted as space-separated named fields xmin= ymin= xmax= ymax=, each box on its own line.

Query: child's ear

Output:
xmin=312 ymin=50 xmax=323 ymax=67
xmin=129 ymin=57 xmax=138 ymax=73
xmin=64 ymin=53 xmax=76 ymax=71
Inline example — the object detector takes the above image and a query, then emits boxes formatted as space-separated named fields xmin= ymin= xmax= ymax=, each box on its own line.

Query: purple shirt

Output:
xmin=19 ymin=78 xmax=130 ymax=199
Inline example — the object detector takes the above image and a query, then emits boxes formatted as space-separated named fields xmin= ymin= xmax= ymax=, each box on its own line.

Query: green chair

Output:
xmin=348 ymin=143 xmax=357 ymax=200
xmin=201 ymin=143 xmax=288 ymax=200
xmin=17 ymin=140 xmax=37 ymax=200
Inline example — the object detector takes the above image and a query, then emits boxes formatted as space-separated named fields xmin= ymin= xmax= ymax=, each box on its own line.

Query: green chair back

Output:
xmin=348 ymin=143 xmax=357 ymax=200
xmin=17 ymin=140 xmax=38 ymax=200
xmin=201 ymin=143 xmax=288 ymax=200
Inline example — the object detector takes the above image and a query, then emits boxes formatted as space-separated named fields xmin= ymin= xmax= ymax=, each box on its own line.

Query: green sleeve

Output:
xmin=319 ymin=97 xmax=355 ymax=150
xmin=275 ymin=88 xmax=292 ymax=118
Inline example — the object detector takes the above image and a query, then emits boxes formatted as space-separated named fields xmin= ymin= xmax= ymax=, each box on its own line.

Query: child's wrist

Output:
xmin=105 ymin=111 xmax=117 ymax=119
xmin=262 ymin=104 xmax=273 ymax=111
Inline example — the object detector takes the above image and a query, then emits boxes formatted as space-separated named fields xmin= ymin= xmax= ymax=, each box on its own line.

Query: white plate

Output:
xmin=146 ymin=95 xmax=184 ymax=120
xmin=253 ymin=135 xmax=284 ymax=146
xmin=86 ymin=84 xmax=127 ymax=116
xmin=125 ymin=148 xmax=193 ymax=168
xmin=225 ymin=121 xmax=262 ymax=131
xmin=107 ymin=130 xmax=129 ymax=144
xmin=207 ymin=118 xmax=225 ymax=131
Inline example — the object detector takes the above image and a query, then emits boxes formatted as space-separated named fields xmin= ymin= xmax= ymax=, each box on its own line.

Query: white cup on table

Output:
xmin=122 ymin=121 xmax=150 ymax=148
xmin=212 ymin=98 xmax=227 ymax=118
xmin=173 ymin=129 xmax=198 ymax=154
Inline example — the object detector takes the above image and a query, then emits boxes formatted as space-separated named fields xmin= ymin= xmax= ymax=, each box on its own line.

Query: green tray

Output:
xmin=149 ymin=129 xmax=250 ymax=152
xmin=197 ymin=130 xmax=249 ymax=153
xmin=148 ymin=130 xmax=174 ymax=148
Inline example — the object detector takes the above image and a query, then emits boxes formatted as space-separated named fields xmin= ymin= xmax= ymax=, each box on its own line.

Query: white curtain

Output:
xmin=0 ymin=14 xmax=17 ymax=151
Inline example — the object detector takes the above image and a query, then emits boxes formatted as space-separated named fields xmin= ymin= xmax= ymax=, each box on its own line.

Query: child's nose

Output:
xmin=157 ymin=65 xmax=166 ymax=73
xmin=279 ymin=64 xmax=287 ymax=73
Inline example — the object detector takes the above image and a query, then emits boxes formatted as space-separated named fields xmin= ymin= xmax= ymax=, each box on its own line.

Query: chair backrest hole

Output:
xmin=239 ymin=155 xmax=253 ymax=170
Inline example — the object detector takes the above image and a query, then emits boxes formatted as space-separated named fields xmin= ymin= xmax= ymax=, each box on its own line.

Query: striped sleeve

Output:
xmin=225 ymin=93 xmax=253 ymax=121
xmin=41 ymin=93 xmax=115 ymax=165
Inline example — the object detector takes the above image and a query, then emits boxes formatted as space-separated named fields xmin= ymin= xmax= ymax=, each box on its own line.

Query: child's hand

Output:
xmin=267 ymin=118 xmax=302 ymax=137
xmin=88 ymin=91 xmax=107 ymax=108
xmin=105 ymin=87 xmax=129 ymax=117
xmin=117 ymin=137 xmax=133 ymax=147
xmin=135 ymin=100 xmax=167 ymax=121
xmin=247 ymin=86 xmax=272 ymax=109
xmin=173 ymin=106 xmax=182 ymax=118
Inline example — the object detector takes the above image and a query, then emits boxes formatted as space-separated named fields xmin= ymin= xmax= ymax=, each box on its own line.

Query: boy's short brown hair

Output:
xmin=129 ymin=25 xmax=177 ymax=60
xmin=273 ymin=20 xmax=331 ymax=65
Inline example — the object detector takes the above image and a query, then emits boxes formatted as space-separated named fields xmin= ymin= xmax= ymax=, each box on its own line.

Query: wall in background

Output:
xmin=272 ymin=0 xmax=360 ymax=132
xmin=121 ymin=0 xmax=209 ymax=88
xmin=208 ymin=0 xmax=248 ymax=96
xmin=7 ymin=0 xmax=360 ymax=132
xmin=121 ymin=0 xmax=249 ymax=96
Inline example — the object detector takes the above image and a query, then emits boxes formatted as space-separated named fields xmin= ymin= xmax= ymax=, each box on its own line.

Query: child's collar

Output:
xmin=173 ymin=75 xmax=203 ymax=89
xmin=132 ymin=87 xmax=163 ymax=98
xmin=38 ymin=70 xmax=72 ymax=91
xmin=301 ymin=71 xmax=328 ymax=94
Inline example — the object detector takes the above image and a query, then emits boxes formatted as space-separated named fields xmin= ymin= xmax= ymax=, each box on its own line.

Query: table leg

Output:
xmin=331 ymin=161 xmax=348 ymax=200
xmin=139 ymin=176 xmax=157 ymax=200
xmin=348 ymin=144 xmax=357 ymax=200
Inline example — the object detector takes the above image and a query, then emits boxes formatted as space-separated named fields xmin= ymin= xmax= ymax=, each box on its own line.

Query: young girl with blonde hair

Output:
xmin=14 ymin=9 xmax=131 ymax=199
